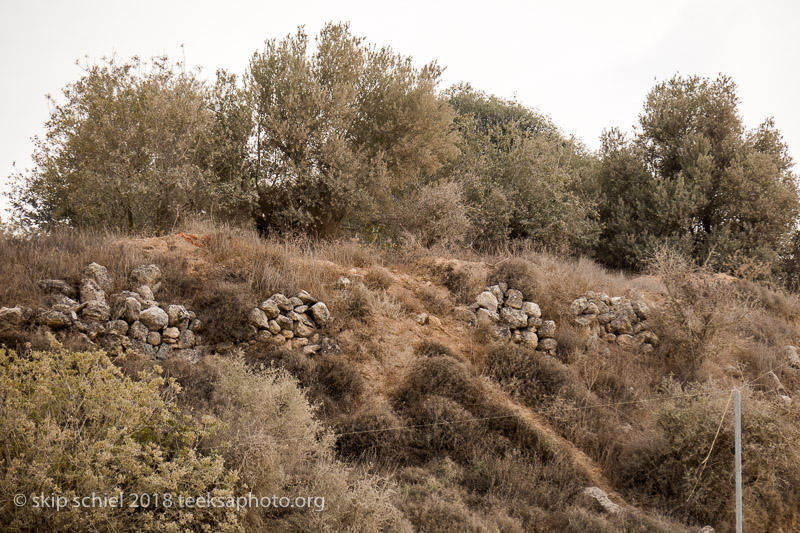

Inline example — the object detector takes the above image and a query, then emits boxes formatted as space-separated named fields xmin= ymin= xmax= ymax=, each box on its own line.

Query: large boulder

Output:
xmin=139 ymin=306 xmax=169 ymax=331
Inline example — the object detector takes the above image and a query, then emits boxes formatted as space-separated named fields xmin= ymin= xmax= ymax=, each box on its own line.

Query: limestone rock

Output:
xmin=82 ymin=300 xmax=111 ymax=322
xmin=167 ymin=305 xmax=190 ymax=327
xmin=476 ymin=291 xmax=499 ymax=313
xmin=297 ymin=290 xmax=317 ymax=304
xmin=130 ymin=264 xmax=163 ymax=293
xmin=129 ymin=321 xmax=148 ymax=342
xmin=521 ymin=301 xmax=541 ymax=318
xmin=476 ymin=308 xmax=499 ymax=325
xmin=505 ymin=289 xmax=523 ymax=309
xmin=38 ymin=279 xmax=77 ymax=299
xmin=453 ymin=306 xmax=477 ymax=325
xmin=538 ymin=320 xmax=557 ymax=339
xmin=295 ymin=322 xmax=314 ymax=338
xmin=784 ymin=345 xmax=800 ymax=369
xmin=178 ymin=329 xmax=196 ymax=349
xmin=631 ymin=300 xmax=650 ymax=319
xmin=521 ymin=330 xmax=539 ymax=349
xmin=258 ymin=299 xmax=280 ymax=319
xmin=248 ymin=308 xmax=270 ymax=329
xmin=488 ymin=285 xmax=504 ymax=305
xmin=84 ymin=262 xmax=113 ymax=293
xmin=270 ymin=294 xmax=293 ymax=312
xmin=38 ymin=310 xmax=71 ymax=328
xmin=500 ymin=307 xmax=528 ymax=329
xmin=583 ymin=487 xmax=620 ymax=514
xmin=79 ymin=279 xmax=106 ymax=304
xmin=309 ymin=302 xmax=331 ymax=327
xmin=106 ymin=319 xmax=129 ymax=336
xmin=617 ymin=334 xmax=640 ymax=350
xmin=267 ymin=319 xmax=281 ymax=334
xmin=276 ymin=315 xmax=294 ymax=330
xmin=135 ymin=285 xmax=155 ymax=301
xmin=146 ymin=331 xmax=161 ymax=346
xmin=139 ymin=306 xmax=169 ymax=331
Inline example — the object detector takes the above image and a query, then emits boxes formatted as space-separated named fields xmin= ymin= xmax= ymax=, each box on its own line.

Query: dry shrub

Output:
xmin=191 ymin=279 xmax=252 ymax=344
xmin=365 ymin=265 xmax=395 ymax=290
xmin=438 ymin=262 xmax=488 ymax=304
xmin=335 ymin=405 xmax=412 ymax=463
xmin=647 ymin=248 xmax=760 ymax=379
xmin=316 ymin=238 xmax=377 ymax=269
xmin=331 ymin=283 xmax=372 ymax=322
xmin=417 ymin=283 xmax=454 ymax=316
xmin=406 ymin=395 xmax=484 ymax=461
xmin=483 ymin=344 xmax=586 ymax=407
xmin=488 ymin=258 xmax=539 ymax=297
xmin=415 ymin=340 xmax=458 ymax=359
xmin=615 ymin=382 xmax=800 ymax=531
xmin=312 ymin=354 xmax=365 ymax=413
xmin=195 ymin=356 xmax=412 ymax=532
xmin=394 ymin=356 xmax=485 ymax=412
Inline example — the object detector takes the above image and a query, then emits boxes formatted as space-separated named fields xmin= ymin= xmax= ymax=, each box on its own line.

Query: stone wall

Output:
xmin=569 ymin=291 xmax=658 ymax=352
xmin=248 ymin=292 xmax=330 ymax=355
xmin=467 ymin=283 xmax=558 ymax=355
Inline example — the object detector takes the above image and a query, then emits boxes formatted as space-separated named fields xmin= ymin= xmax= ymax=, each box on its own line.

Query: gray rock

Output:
xmin=303 ymin=344 xmax=321 ymax=355
xmin=476 ymin=291 xmax=499 ymax=313
xmin=609 ymin=317 xmax=633 ymax=335
xmin=84 ymin=263 xmax=113 ymax=293
xmin=46 ymin=293 xmax=80 ymax=310
xmin=167 ymin=305 xmax=190 ymax=327
xmin=583 ymin=487 xmax=621 ymax=514
xmin=135 ymin=285 xmax=155 ymax=301
xmin=38 ymin=279 xmax=78 ymax=299
xmin=294 ymin=305 xmax=308 ymax=313
xmin=309 ymin=302 xmax=331 ymax=327
xmin=189 ymin=318 xmax=203 ymax=332
xmin=38 ymin=310 xmax=72 ymax=328
xmin=539 ymin=338 xmax=558 ymax=352
xmin=631 ymin=300 xmax=650 ymax=319
xmin=498 ymin=282 xmax=508 ymax=293
xmin=82 ymin=300 xmax=111 ymax=322
xmin=477 ymin=308 xmax=499 ymax=325
xmin=521 ymin=330 xmax=539 ymax=349
xmin=270 ymin=294 xmax=293 ymax=312
xmin=488 ymin=285 xmax=504 ymax=305
xmin=295 ymin=322 xmax=314 ymax=338
xmin=248 ymin=308 xmax=270 ymax=329
xmin=146 ymin=331 xmax=161 ymax=346
xmin=259 ymin=299 xmax=281 ymax=319
xmin=106 ymin=319 xmax=129 ymax=336
xmin=596 ymin=312 xmax=615 ymax=325
xmin=289 ymin=296 xmax=303 ymax=308
xmin=79 ymin=278 xmax=106 ymax=304
xmin=493 ymin=323 xmax=512 ymax=339
xmin=292 ymin=337 xmax=310 ymax=349
xmin=139 ymin=306 xmax=169 ymax=331
xmin=610 ymin=296 xmax=622 ymax=305
xmin=784 ymin=345 xmax=800 ymax=369
xmin=267 ymin=319 xmax=281 ymax=334
xmin=335 ymin=277 xmax=352 ymax=290
xmin=616 ymin=334 xmax=639 ymax=350
xmin=700 ymin=527 xmax=715 ymax=533
xmin=538 ymin=320 xmax=557 ymax=339
xmin=118 ymin=297 xmax=141 ymax=323
xmin=177 ymin=329 xmax=196 ymax=349
xmin=281 ymin=329 xmax=294 ymax=339
xmin=500 ymin=307 xmax=528 ymax=329
xmin=83 ymin=321 xmax=106 ymax=340
xmin=155 ymin=344 xmax=171 ymax=360
xmin=582 ymin=302 xmax=599 ymax=315
xmin=276 ymin=315 xmax=294 ymax=330
xmin=414 ymin=313 xmax=429 ymax=325
xmin=130 ymin=264 xmax=163 ymax=293
xmin=521 ymin=301 xmax=541 ymax=318
xmin=162 ymin=326 xmax=180 ymax=340
xmin=641 ymin=343 xmax=655 ymax=354
xmin=129 ymin=321 xmax=148 ymax=342
xmin=505 ymin=289 xmax=523 ymax=309
xmin=569 ymin=297 xmax=587 ymax=315
xmin=297 ymin=290 xmax=317 ymax=304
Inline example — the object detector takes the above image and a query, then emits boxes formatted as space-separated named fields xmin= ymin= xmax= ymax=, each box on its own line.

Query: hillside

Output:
xmin=2 ymin=227 xmax=800 ymax=532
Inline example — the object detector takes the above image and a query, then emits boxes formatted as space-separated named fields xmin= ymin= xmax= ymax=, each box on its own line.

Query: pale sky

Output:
xmin=2 ymin=0 xmax=799 ymax=219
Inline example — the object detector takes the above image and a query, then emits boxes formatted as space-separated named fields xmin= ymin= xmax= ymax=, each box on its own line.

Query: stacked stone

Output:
xmin=471 ymin=283 xmax=558 ymax=356
xmin=249 ymin=290 xmax=330 ymax=355
xmin=17 ymin=263 xmax=201 ymax=360
xmin=569 ymin=291 xmax=658 ymax=352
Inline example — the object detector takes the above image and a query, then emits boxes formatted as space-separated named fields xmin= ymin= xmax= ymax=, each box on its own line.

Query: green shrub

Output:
xmin=0 ymin=346 xmax=239 ymax=532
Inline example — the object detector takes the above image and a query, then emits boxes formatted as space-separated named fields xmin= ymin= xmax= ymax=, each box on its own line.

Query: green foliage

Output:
xmin=443 ymin=84 xmax=600 ymax=253
xmin=0 ymin=346 xmax=239 ymax=532
xmin=596 ymin=75 xmax=799 ymax=272
xmin=10 ymin=56 xmax=246 ymax=232
xmin=248 ymin=23 xmax=457 ymax=237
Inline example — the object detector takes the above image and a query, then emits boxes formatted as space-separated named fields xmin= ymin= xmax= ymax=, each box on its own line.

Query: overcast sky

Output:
xmin=2 ymin=0 xmax=799 ymax=219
